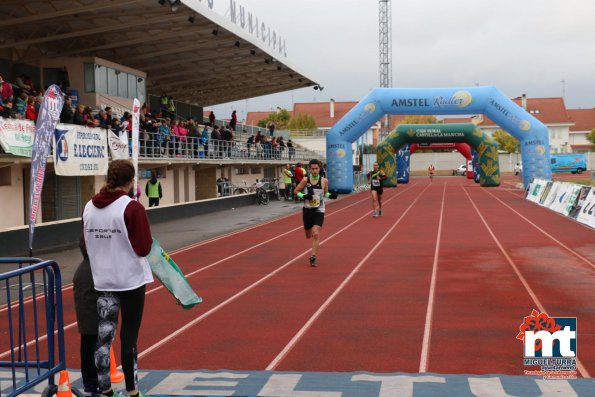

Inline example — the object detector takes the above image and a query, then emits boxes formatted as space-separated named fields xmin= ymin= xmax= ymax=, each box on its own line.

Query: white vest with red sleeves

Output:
xmin=83 ymin=195 xmax=153 ymax=291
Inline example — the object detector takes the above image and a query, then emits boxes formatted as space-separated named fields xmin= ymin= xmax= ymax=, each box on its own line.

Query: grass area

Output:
xmin=554 ymin=177 xmax=594 ymax=186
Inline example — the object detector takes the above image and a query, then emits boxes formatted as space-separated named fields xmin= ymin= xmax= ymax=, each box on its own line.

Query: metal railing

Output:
xmin=0 ymin=258 xmax=78 ymax=397
xmin=137 ymin=131 xmax=322 ymax=162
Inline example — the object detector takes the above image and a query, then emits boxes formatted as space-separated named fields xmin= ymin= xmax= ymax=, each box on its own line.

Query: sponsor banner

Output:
xmin=541 ymin=181 xmax=560 ymax=209
xmin=550 ymin=183 xmax=573 ymax=214
xmin=53 ymin=125 xmax=108 ymax=176
xmin=537 ymin=181 xmax=553 ymax=206
xmin=108 ymin=130 xmax=129 ymax=160
xmin=526 ymin=178 xmax=546 ymax=203
xmin=0 ymin=118 xmax=36 ymax=157
xmin=29 ymin=85 xmax=64 ymax=251
xmin=561 ymin=185 xmax=583 ymax=217
xmin=576 ymin=189 xmax=595 ymax=228
xmin=132 ymin=98 xmax=140 ymax=198
xmin=569 ymin=186 xmax=592 ymax=220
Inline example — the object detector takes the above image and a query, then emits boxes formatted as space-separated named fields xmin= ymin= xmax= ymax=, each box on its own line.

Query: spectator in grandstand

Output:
xmin=208 ymin=111 xmax=216 ymax=126
xmin=15 ymin=92 xmax=27 ymax=119
xmin=25 ymin=96 xmax=37 ymax=121
xmin=211 ymin=125 xmax=222 ymax=159
xmin=82 ymin=106 xmax=97 ymax=127
xmin=267 ymin=121 xmax=276 ymax=137
xmin=229 ymin=110 xmax=237 ymax=131
xmin=178 ymin=120 xmax=189 ymax=157
xmin=255 ymin=130 xmax=263 ymax=159
xmin=0 ymin=74 xmax=13 ymax=103
xmin=261 ymin=135 xmax=272 ymax=159
xmin=187 ymin=119 xmax=200 ymax=157
xmin=15 ymin=74 xmax=35 ymax=95
xmin=82 ymin=160 xmax=153 ymax=397
xmin=160 ymin=93 xmax=168 ymax=115
xmin=60 ymin=96 xmax=74 ymax=124
xmin=73 ymin=237 xmax=99 ymax=396
xmin=158 ymin=118 xmax=172 ymax=156
xmin=105 ymin=106 xmax=114 ymax=126
xmin=95 ymin=110 xmax=111 ymax=129
xmin=222 ymin=126 xmax=233 ymax=158
xmin=34 ymin=94 xmax=43 ymax=114
xmin=73 ymin=104 xmax=86 ymax=125
xmin=278 ymin=136 xmax=286 ymax=158
xmin=287 ymin=139 xmax=295 ymax=160
xmin=1 ymin=100 xmax=15 ymax=119
xmin=271 ymin=136 xmax=280 ymax=159
xmin=167 ymin=96 xmax=176 ymax=119
xmin=201 ymin=124 xmax=209 ymax=156
xmin=145 ymin=171 xmax=162 ymax=206
xmin=246 ymin=134 xmax=254 ymax=158
xmin=170 ymin=120 xmax=181 ymax=156
xmin=111 ymin=119 xmax=124 ymax=136
xmin=216 ymin=173 xmax=229 ymax=196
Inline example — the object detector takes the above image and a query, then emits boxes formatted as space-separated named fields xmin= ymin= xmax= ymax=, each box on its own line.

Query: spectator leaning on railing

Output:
xmin=0 ymin=74 xmax=13 ymax=103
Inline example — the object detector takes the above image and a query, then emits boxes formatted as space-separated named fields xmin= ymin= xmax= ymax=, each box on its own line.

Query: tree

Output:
xmin=587 ymin=128 xmax=595 ymax=146
xmin=492 ymin=129 xmax=518 ymax=153
xmin=287 ymin=113 xmax=317 ymax=130
xmin=257 ymin=108 xmax=291 ymax=129
xmin=399 ymin=115 xmax=439 ymax=124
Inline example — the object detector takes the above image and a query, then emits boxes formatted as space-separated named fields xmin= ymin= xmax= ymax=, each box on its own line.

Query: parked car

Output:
xmin=454 ymin=164 xmax=466 ymax=176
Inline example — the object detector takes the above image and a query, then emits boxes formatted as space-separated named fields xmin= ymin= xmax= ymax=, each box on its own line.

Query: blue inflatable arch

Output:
xmin=325 ymin=87 xmax=552 ymax=193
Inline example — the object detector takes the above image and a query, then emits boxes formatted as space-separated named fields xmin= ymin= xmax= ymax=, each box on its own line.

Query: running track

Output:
xmin=2 ymin=176 xmax=594 ymax=380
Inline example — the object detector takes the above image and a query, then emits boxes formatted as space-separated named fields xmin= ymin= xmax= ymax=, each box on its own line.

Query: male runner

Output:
xmin=367 ymin=162 xmax=387 ymax=217
xmin=294 ymin=159 xmax=337 ymax=266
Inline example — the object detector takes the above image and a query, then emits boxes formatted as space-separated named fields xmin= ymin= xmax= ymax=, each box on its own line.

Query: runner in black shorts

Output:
xmin=367 ymin=162 xmax=386 ymax=217
xmin=295 ymin=159 xmax=337 ymax=266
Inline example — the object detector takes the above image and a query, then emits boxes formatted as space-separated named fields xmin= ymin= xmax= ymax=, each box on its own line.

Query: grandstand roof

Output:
xmin=0 ymin=0 xmax=319 ymax=106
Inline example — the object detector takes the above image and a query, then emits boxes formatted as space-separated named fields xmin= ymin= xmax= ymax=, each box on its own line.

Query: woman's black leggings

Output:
xmin=95 ymin=285 xmax=146 ymax=392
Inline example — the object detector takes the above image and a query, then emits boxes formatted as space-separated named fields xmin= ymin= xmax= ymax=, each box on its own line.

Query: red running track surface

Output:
xmin=2 ymin=176 xmax=593 ymax=377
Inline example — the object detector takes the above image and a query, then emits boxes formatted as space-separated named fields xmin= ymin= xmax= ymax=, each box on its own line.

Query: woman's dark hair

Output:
xmin=102 ymin=160 xmax=135 ymax=192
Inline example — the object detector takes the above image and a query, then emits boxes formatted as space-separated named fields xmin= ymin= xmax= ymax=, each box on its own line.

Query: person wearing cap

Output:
xmin=294 ymin=159 xmax=337 ymax=267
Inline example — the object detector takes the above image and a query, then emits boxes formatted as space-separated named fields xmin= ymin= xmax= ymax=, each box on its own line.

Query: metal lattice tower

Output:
xmin=379 ymin=0 xmax=392 ymax=88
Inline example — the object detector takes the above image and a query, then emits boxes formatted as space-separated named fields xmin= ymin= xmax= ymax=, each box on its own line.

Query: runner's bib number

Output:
xmin=306 ymin=195 xmax=321 ymax=208
xmin=372 ymin=179 xmax=380 ymax=187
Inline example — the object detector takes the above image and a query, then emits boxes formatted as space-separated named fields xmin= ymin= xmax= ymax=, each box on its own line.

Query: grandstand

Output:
xmin=0 ymin=0 xmax=322 ymax=231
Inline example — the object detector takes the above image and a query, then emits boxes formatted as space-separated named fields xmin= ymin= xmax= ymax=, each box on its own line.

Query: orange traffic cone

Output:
xmin=110 ymin=346 xmax=125 ymax=383
xmin=57 ymin=370 xmax=72 ymax=397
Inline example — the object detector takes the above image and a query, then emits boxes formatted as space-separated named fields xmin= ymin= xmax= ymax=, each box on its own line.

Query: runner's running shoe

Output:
xmin=372 ymin=210 xmax=377 ymax=217
xmin=309 ymin=255 xmax=317 ymax=267
xmin=379 ymin=209 xmax=383 ymax=216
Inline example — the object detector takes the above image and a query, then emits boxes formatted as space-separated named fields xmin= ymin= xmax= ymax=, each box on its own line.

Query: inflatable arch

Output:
xmin=378 ymin=123 xmax=501 ymax=186
xmin=326 ymin=87 xmax=552 ymax=193
xmin=397 ymin=142 xmax=473 ymax=183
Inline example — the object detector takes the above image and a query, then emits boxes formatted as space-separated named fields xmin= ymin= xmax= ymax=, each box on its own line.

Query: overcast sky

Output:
xmin=206 ymin=0 xmax=595 ymax=121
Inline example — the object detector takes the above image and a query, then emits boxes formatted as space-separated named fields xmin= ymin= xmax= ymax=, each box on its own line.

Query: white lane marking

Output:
xmin=265 ymin=184 xmax=432 ymax=370
xmin=462 ymin=187 xmax=591 ymax=378
xmin=418 ymin=183 xmax=447 ymax=372
xmin=137 ymin=184 xmax=423 ymax=360
xmin=485 ymin=188 xmax=595 ymax=270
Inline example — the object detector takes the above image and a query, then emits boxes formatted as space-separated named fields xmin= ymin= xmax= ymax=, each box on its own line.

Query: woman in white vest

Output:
xmin=83 ymin=159 xmax=153 ymax=397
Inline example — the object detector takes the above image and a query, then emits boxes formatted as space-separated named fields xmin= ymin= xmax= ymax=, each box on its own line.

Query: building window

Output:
xmin=84 ymin=63 xmax=95 ymax=92
xmin=107 ymin=68 xmax=118 ymax=96
xmin=94 ymin=65 xmax=108 ymax=94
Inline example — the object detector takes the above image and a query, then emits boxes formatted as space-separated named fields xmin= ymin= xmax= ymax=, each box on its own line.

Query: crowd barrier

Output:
xmin=525 ymin=178 xmax=595 ymax=229
xmin=0 ymin=258 xmax=82 ymax=396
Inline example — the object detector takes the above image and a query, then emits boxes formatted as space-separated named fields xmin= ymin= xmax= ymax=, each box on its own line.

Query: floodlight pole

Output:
xmin=379 ymin=0 xmax=392 ymax=140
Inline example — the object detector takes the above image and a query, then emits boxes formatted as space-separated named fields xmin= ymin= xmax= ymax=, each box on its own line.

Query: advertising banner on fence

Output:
xmin=108 ymin=130 xmax=130 ymax=160
xmin=53 ymin=125 xmax=108 ymax=176
xmin=29 ymin=84 xmax=64 ymax=251
xmin=0 ymin=118 xmax=36 ymax=157
xmin=576 ymin=189 xmax=595 ymax=228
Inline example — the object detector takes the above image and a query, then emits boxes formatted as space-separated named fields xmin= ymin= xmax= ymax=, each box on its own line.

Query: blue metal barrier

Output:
xmin=0 ymin=258 xmax=79 ymax=396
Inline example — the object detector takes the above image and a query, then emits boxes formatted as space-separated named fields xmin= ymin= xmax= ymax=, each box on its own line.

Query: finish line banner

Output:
xmin=54 ymin=125 xmax=108 ymax=176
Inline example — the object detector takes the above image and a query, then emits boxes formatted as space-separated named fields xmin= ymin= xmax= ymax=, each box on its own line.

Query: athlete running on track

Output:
xmin=367 ymin=162 xmax=386 ymax=217
xmin=428 ymin=163 xmax=436 ymax=181
xmin=294 ymin=159 xmax=337 ymax=267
